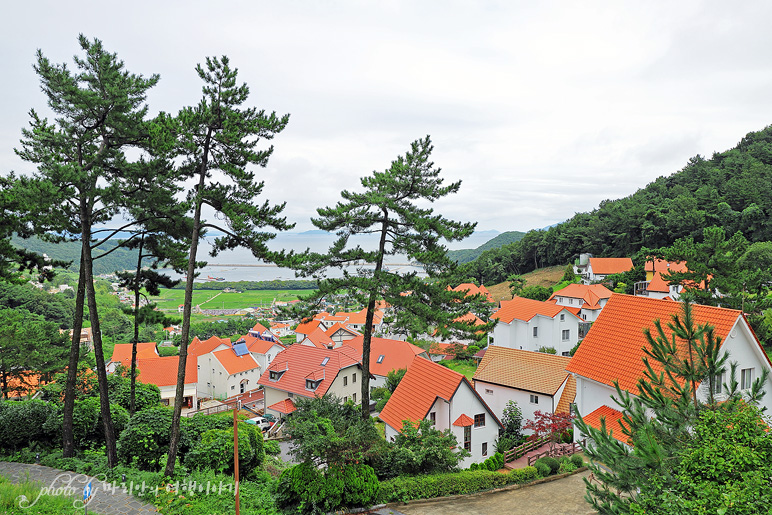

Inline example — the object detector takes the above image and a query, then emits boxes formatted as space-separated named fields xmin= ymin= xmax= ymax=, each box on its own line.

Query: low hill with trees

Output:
xmin=446 ymin=231 xmax=526 ymax=264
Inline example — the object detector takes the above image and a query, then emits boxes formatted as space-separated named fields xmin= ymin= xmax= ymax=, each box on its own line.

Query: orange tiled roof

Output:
xmin=645 ymin=259 xmax=689 ymax=274
xmin=582 ymin=405 xmax=629 ymax=444
xmin=110 ymin=342 xmax=159 ymax=365
xmin=212 ymin=348 xmax=260 ymax=375
xmin=549 ymin=284 xmax=613 ymax=310
xmin=136 ymin=356 xmax=197 ymax=386
xmin=647 ymin=271 xmax=671 ymax=293
xmin=268 ymin=398 xmax=297 ymax=414
xmin=251 ymin=322 xmax=269 ymax=333
xmin=451 ymin=283 xmax=494 ymax=302
xmin=566 ymin=294 xmax=743 ymax=393
xmin=453 ymin=414 xmax=474 ymax=427
xmin=302 ymin=327 xmax=335 ymax=349
xmin=474 ymin=346 xmax=573 ymax=396
xmin=189 ymin=335 xmax=230 ymax=358
xmin=271 ymin=322 xmax=290 ymax=330
xmin=379 ymin=357 xmax=463 ymax=431
xmin=493 ymin=297 xmax=577 ymax=324
xmin=295 ymin=319 xmax=322 ymax=335
xmin=325 ymin=322 xmax=360 ymax=338
xmin=342 ymin=336 xmax=426 ymax=377
xmin=242 ymin=334 xmax=285 ymax=355
xmin=332 ymin=309 xmax=383 ymax=326
xmin=588 ymin=257 xmax=634 ymax=276
xmin=257 ymin=345 xmax=361 ymax=398
xmin=555 ymin=375 xmax=577 ymax=414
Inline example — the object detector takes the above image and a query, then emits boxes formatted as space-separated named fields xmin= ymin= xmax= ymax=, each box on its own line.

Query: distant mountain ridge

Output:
xmin=447 ymin=231 xmax=526 ymax=264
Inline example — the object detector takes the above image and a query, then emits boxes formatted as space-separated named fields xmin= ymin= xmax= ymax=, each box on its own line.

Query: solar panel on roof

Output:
xmin=233 ymin=342 xmax=249 ymax=357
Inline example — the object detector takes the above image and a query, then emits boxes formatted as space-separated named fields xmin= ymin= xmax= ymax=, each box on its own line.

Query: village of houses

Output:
xmin=104 ymin=256 xmax=772 ymax=469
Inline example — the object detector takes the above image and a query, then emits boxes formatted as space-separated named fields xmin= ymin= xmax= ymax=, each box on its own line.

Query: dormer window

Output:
xmin=269 ymin=370 xmax=285 ymax=381
xmin=306 ymin=379 xmax=322 ymax=391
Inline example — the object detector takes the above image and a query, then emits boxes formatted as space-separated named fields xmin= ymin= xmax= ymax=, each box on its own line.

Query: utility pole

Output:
xmin=234 ymin=404 xmax=240 ymax=515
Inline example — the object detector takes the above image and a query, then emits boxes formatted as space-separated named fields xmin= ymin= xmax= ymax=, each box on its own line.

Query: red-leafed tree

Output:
xmin=524 ymin=410 xmax=574 ymax=451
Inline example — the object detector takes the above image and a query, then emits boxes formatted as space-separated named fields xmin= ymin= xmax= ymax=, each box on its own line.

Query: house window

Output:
xmin=305 ymin=379 xmax=322 ymax=390
xmin=240 ymin=380 xmax=247 ymax=394
xmin=353 ymin=373 xmax=357 ymax=383
xmin=344 ymin=376 xmax=348 ymax=386
xmin=530 ymin=395 xmax=539 ymax=404
xmin=560 ymin=314 xmax=565 ymax=321
xmin=562 ymin=352 xmax=570 ymax=357
xmin=429 ymin=412 xmax=436 ymax=425
xmin=482 ymin=442 xmax=488 ymax=456
xmin=377 ymin=355 xmax=385 ymax=364
xmin=288 ymin=392 xmax=294 ymax=398
xmin=321 ymin=357 xmax=330 ymax=366
xmin=353 ymin=393 xmax=356 ymax=403
xmin=562 ymin=329 xmax=570 ymax=341
xmin=712 ymin=373 xmax=723 ymax=394
xmin=231 ymin=385 xmax=235 ymax=390
xmin=269 ymin=370 xmax=285 ymax=381
xmin=533 ymin=327 xmax=538 ymax=337
xmin=741 ymin=368 xmax=754 ymax=390
xmin=474 ymin=413 xmax=485 ymax=428
xmin=464 ymin=426 xmax=471 ymax=451
xmin=569 ymin=298 xmax=574 ymax=305
xmin=485 ymin=389 xmax=493 ymax=395
xmin=344 ymin=396 xmax=348 ymax=402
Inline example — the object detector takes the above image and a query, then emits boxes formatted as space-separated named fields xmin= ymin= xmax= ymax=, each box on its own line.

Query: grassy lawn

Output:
xmin=443 ymin=359 xmax=478 ymax=380
xmin=148 ymin=288 xmax=311 ymax=312
xmin=0 ymin=475 xmax=101 ymax=515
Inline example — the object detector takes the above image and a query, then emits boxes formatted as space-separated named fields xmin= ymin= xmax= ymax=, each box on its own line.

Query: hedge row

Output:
xmin=376 ymin=466 xmax=540 ymax=503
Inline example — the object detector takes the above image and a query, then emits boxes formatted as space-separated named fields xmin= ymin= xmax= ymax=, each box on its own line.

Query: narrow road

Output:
xmin=390 ymin=470 xmax=595 ymax=515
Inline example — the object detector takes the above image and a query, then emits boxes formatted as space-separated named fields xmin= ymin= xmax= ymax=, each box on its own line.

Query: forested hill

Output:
xmin=462 ymin=124 xmax=772 ymax=285
xmin=446 ymin=231 xmax=526 ymax=263
xmin=11 ymin=235 xmax=144 ymax=275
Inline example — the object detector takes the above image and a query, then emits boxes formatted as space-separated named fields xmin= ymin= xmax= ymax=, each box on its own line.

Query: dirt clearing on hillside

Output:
xmin=486 ymin=265 xmax=566 ymax=302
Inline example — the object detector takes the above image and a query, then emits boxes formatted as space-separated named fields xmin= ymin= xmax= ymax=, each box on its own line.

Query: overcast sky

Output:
xmin=3 ymin=1 xmax=772 ymax=238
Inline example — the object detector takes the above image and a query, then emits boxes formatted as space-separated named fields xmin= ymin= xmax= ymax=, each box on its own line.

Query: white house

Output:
xmin=473 ymin=346 xmax=575 ymax=432
xmin=107 ymin=342 xmax=159 ymax=373
xmin=581 ymin=257 xmax=633 ymax=284
xmin=241 ymin=334 xmax=285 ymax=371
xmin=566 ymin=294 xmax=772 ymax=444
xmin=489 ymin=297 xmax=582 ymax=356
xmin=196 ymin=342 xmax=262 ymax=400
xmin=548 ymin=283 xmax=613 ymax=323
xmin=379 ymin=357 xmax=502 ymax=468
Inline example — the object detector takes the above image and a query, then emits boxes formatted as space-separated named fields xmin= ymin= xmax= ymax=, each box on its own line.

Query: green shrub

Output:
xmin=558 ymin=461 xmax=577 ymax=474
xmin=377 ymin=470 xmax=511 ymax=503
xmin=534 ymin=456 xmax=559 ymax=475
xmin=328 ymin=463 xmax=379 ymax=509
xmin=264 ymin=439 xmax=281 ymax=456
xmin=570 ymin=453 xmax=584 ymax=468
xmin=185 ymin=422 xmax=264 ymax=477
xmin=509 ymin=466 xmax=539 ymax=483
xmin=275 ymin=462 xmax=376 ymax=514
xmin=469 ymin=462 xmax=478 ymax=471
xmin=0 ymin=400 xmax=59 ymax=451
xmin=494 ymin=435 xmax=518 ymax=454
xmin=534 ymin=461 xmax=550 ymax=477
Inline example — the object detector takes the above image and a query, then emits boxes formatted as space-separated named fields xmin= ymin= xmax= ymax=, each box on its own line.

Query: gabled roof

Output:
xmin=325 ymin=322 xmax=361 ymax=338
xmin=257 ymin=345 xmax=361 ymax=398
xmin=268 ymin=398 xmax=296 ymax=414
xmin=295 ymin=319 xmax=323 ymax=335
xmin=302 ymin=327 xmax=335 ymax=349
xmin=136 ymin=356 xmax=197 ymax=386
xmin=332 ymin=309 xmax=383 ymax=326
xmin=212 ymin=348 xmax=260 ymax=375
xmin=342 ymin=336 xmax=426 ymax=377
xmin=451 ymin=283 xmax=494 ymax=303
xmin=453 ymin=414 xmax=474 ymax=427
xmin=582 ymin=405 xmax=628 ymax=444
xmin=588 ymin=257 xmax=633 ymax=276
xmin=493 ymin=297 xmax=577 ymax=323
xmin=474 ymin=346 xmax=573 ymax=397
xmin=243 ymin=334 xmax=285 ymax=355
xmin=549 ymin=284 xmax=613 ymax=310
xmin=379 ymin=357 xmax=464 ymax=431
xmin=189 ymin=335 xmax=231 ymax=358
xmin=566 ymin=294 xmax=744 ymax=393
xmin=251 ymin=322 xmax=269 ymax=333
xmin=110 ymin=342 xmax=159 ymax=365
xmin=645 ymin=259 xmax=688 ymax=274
xmin=646 ymin=271 xmax=671 ymax=293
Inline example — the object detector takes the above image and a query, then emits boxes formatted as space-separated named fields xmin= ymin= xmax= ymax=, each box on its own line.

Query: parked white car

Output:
xmin=246 ymin=416 xmax=272 ymax=431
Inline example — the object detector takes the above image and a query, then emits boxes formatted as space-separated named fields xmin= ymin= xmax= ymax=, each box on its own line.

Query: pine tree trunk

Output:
xmin=81 ymin=204 xmax=118 ymax=467
xmin=62 ymin=257 xmax=86 ymax=458
xmin=130 ymin=235 xmax=144 ymax=415
xmin=165 ymin=129 xmax=211 ymax=477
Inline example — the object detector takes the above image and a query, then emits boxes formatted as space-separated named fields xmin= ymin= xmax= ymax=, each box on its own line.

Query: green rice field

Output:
xmin=149 ymin=288 xmax=312 ymax=312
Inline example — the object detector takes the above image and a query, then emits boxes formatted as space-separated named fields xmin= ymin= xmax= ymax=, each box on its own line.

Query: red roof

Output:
xmin=342 ymin=336 xmax=426 ymax=377
xmin=549 ymin=284 xmax=613 ymax=310
xmin=566 ymin=294 xmax=743 ymax=393
xmin=646 ymin=271 xmax=671 ymax=293
xmin=136 ymin=356 xmax=197 ymax=386
xmin=251 ymin=322 xmax=269 ymax=333
xmin=295 ymin=319 xmax=322 ymax=335
xmin=493 ymin=297 xmax=577 ymax=323
xmin=379 ymin=357 xmax=463 ymax=431
xmin=453 ymin=414 xmax=474 ymax=427
xmin=257 ymin=345 xmax=361 ymax=398
xmin=588 ymin=257 xmax=633 ymax=276
xmin=582 ymin=405 xmax=629 ymax=444
xmin=268 ymin=398 xmax=297 ymax=414
xmin=212 ymin=348 xmax=260 ymax=375
xmin=451 ymin=283 xmax=494 ymax=303
xmin=110 ymin=342 xmax=159 ymax=365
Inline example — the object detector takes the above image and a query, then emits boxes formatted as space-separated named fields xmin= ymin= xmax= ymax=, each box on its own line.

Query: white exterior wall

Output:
xmin=490 ymin=312 xmax=579 ymax=355
xmin=197 ymin=353 xmax=260 ymax=400
xmin=251 ymin=343 xmax=285 ymax=371
xmin=474 ymin=380 xmax=559 ymax=435
xmin=324 ymin=365 xmax=363 ymax=403
xmin=448 ymin=383 xmax=500 ymax=468
xmin=158 ymin=384 xmax=196 ymax=406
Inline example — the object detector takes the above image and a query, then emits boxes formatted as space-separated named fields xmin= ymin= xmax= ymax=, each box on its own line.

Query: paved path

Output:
xmin=388 ymin=470 xmax=596 ymax=515
xmin=0 ymin=462 xmax=158 ymax=515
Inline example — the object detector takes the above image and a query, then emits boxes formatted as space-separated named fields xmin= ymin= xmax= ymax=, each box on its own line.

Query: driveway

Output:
xmin=388 ymin=470 xmax=596 ymax=515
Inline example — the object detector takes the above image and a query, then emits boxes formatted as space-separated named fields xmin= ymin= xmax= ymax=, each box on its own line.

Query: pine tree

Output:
xmin=295 ymin=136 xmax=488 ymax=419
xmin=574 ymin=299 xmax=769 ymax=514
xmin=164 ymin=56 xmax=292 ymax=476
xmin=15 ymin=35 xmax=160 ymax=464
